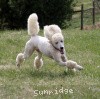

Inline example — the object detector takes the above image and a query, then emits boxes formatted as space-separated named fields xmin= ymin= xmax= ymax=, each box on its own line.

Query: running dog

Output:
xmin=16 ymin=13 xmax=83 ymax=71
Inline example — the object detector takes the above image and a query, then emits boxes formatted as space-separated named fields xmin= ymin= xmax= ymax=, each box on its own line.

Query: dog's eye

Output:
xmin=55 ymin=42 xmax=58 ymax=44
xmin=61 ymin=40 xmax=63 ymax=42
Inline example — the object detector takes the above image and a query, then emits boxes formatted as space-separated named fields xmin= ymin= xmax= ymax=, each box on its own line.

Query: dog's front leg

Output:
xmin=61 ymin=54 xmax=67 ymax=62
xmin=53 ymin=53 xmax=83 ymax=70
xmin=61 ymin=49 xmax=67 ymax=62
xmin=53 ymin=53 xmax=67 ymax=66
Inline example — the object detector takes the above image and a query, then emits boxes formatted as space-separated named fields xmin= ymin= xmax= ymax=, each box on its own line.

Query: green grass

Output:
xmin=76 ymin=0 xmax=92 ymax=6
xmin=0 ymin=29 xmax=100 ymax=99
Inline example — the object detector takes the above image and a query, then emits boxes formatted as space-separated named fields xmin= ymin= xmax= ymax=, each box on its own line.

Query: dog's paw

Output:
xmin=66 ymin=60 xmax=83 ymax=70
xmin=66 ymin=60 xmax=77 ymax=69
xmin=34 ymin=56 xmax=43 ymax=70
xmin=75 ymin=65 xmax=84 ymax=70
xmin=16 ymin=63 xmax=20 ymax=68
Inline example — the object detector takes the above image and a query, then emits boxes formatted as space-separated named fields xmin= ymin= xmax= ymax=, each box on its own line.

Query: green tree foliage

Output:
xmin=0 ymin=0 xmax=75 ymax=29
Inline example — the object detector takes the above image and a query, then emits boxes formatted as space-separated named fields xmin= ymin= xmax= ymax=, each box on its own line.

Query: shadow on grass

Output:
xmin=0 ymin=67 xmax=76 ymax=80
xmin=29 ymin=69 xmax=76 ymax=79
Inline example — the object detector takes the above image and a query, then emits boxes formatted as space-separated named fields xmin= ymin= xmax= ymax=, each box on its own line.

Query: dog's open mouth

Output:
xmin=60 ymin=49 xmax=64 ymax=54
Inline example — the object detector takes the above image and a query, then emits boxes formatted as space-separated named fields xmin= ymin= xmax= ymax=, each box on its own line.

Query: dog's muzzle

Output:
xmin=60 ymin=47 xmax=64 ymax=54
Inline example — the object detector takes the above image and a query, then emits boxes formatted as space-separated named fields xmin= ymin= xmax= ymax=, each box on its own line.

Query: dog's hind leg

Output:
xmin=34 ymin=52 xmax=43 ymax=70
xmin=16 ymin=41 xmax=35 ymax=67
xmin=16 ymin=53 xmax=24 ymax=67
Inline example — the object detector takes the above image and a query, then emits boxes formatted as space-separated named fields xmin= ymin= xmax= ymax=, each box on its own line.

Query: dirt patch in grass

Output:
xmin=0 ymin=65 xmax=15 ymax=70
xmin=84 ymin=23 xmax=100 ymax=30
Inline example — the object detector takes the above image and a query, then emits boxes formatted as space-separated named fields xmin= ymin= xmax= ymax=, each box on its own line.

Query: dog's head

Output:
xmin=51 ymin=33 xmax=64 ymax=54
xmin=44 ymin=24 xmax=62 ymax=41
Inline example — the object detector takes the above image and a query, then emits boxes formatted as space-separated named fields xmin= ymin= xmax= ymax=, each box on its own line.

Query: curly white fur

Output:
xmin=28 ymin=13 xmax=39 ymax=36
xmin=34 ymin=56 xmax=43 ymax=70
xmin=16 ymin=53 xmax=24 ymax=67
xmin=44 ymin=24 xmax=62 ymax=41
xmin=16 ymin=13 xmax=83 ymax=71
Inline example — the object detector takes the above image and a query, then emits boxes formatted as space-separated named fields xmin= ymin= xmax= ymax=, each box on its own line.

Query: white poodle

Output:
xmin=16 ymin=13 xmax=83 ymax=71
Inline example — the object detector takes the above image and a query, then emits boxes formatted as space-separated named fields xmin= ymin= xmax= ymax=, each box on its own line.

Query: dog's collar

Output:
xmin=52 ymin=44 xmax=60 ymax=51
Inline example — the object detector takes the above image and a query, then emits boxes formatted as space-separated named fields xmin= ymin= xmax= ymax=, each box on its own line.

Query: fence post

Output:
xmin=81 ymin=4 xmax=84 ymax=30
xmin=93 ymin=0 xmax=95 ymax=25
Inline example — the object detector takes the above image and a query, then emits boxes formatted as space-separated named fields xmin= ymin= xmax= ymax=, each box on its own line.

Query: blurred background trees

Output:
xmin=0 ymin=0 xmax=75 ymax=29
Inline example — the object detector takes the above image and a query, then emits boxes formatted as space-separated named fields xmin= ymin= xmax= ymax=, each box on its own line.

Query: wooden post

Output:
xmin=93 ymin=0 xmax=95 ymax=25
xmin=81 ymin=4 xmax=84 ymax=30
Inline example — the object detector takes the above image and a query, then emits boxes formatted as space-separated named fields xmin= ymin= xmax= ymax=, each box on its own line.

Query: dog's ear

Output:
xmin=50 ymin=26 xmax=55 ymax=33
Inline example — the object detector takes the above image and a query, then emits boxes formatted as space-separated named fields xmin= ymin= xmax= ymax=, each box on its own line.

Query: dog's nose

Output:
xmin=60 ymin=47 xmax=63 ymax=50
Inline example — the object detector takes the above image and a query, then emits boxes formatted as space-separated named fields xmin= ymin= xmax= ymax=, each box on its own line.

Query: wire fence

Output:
xmin=71 ymin=0 xmax=100 ymax=30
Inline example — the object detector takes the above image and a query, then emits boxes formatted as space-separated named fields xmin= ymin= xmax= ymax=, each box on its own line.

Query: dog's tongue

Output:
xmin=60 ymin=49 xmax=64 ymax=54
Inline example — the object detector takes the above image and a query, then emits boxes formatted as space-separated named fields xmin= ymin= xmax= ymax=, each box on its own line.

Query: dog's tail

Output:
xmin=44 ymin=24 xmax=62 ymax=40
xmin=28 ymin=13 xmax=40 ymax=36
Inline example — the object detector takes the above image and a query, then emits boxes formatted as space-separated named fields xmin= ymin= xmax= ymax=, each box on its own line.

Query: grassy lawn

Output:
xmin=0 ymin=29 xmax=100 ymax=99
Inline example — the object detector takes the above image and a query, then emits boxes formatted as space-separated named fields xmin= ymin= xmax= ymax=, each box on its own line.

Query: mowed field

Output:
xmin=0 ymin=28 xmax=100 ymax=99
